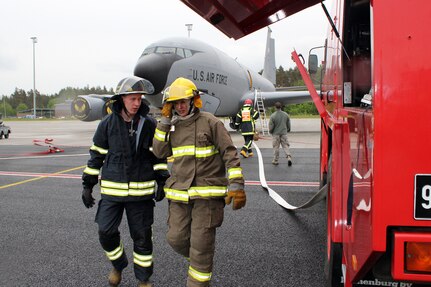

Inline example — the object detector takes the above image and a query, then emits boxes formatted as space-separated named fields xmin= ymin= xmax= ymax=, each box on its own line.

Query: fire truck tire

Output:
xmin=325 ymin=154 xmax=343 ymax=287
xmin=325 ymin=241 xmax=343 ymax=287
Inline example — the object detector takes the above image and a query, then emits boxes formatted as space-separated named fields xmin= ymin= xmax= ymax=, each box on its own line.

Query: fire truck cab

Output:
xmin=182 ymin=0 xmax=431 ymax=286
xmin=303 ymin=0 xmax=431 ymax=286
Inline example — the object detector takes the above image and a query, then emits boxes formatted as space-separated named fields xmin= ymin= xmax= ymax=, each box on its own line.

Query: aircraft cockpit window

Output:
xmin=142 ymin=47 xmax=156 ymax=56
xmin=184 ymin=49 xmax=193 ymax=58
xmin=176 ymin=48 xmax=185 ymax=58
xmin=146 ymin=46 xmax=194 ymax=58
xmin=156 ymin=47 xmax=176 ymax=54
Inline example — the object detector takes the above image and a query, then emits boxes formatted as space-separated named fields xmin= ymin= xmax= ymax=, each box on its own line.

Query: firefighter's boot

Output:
xmin=108 ymin=268 xmax=122 ymax=286
xmin=240 ymin=149 xmax=248 ymax=158
xmin=248 ymin=150 xmax=254 ymax=157
xmin=137 ymin=281 xmax=153 ymax=287
xmin=287 ymin=155 xmax=292 ymax=166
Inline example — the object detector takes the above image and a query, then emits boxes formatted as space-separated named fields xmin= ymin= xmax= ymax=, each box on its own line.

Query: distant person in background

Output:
xmin=269 ymin=102 xmax=292 ymax=166
xmin=235 ymin=99 xmax=259 ymax=158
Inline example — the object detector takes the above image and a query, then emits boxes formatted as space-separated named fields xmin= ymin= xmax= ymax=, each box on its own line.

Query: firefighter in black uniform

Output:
xmin=235 ymin=99 xmax=259 ymax=158
xmin=81 ymin=76 xmax=169 ymax=287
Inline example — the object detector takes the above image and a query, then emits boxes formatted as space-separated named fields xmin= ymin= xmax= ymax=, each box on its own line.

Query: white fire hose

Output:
xmin=252 ymin=142 xmax=327 ymax=210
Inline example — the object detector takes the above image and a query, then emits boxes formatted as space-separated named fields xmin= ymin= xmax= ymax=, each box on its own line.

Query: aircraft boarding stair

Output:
xmin=254 ymin=89 xmax=270 ymax=136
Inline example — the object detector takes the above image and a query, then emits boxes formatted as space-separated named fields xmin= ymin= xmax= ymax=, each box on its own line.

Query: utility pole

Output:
xmin=185 ymin=24 xmax=193 ymax=38
xmin=30 ymin=36 xmax=37 ymax=118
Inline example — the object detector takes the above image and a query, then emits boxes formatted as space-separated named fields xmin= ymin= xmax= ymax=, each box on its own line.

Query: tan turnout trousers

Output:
xmin=167 ymin=199 xmax=224 ymax=287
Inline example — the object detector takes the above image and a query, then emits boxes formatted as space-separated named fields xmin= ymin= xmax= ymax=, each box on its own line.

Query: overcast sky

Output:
xmin=0 ymin=0 xmax=333 ymax=97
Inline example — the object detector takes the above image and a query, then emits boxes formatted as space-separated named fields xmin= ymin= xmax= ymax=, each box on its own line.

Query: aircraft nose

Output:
xmin=134 ymin=53 xmax=181 ymax=95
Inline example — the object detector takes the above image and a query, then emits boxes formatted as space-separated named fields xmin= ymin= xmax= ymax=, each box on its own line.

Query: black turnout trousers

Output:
xmin=95 ymin=199 xmax=154 ymax=282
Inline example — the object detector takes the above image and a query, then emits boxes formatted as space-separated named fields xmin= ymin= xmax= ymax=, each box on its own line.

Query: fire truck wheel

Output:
xmin=325 ymin=241 xmax=343 ymax=287
xmin=324 ymin=155 xmax=343 ymax=287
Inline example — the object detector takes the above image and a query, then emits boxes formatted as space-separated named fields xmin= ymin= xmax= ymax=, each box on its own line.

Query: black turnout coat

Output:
xmin=82 ymin=98 xmax=169 ymax=202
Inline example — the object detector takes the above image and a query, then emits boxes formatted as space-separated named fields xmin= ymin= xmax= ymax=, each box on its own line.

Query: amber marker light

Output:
xmin=405 ymin=242 xmax=431 ymax=273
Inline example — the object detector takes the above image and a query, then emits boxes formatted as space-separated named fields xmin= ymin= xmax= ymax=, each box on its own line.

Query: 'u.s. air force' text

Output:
xmin=192 ymin=69 xmax=227 ymax=85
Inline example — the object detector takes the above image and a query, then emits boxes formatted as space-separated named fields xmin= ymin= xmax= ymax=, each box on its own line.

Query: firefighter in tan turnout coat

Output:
xmin=152 ymin=77 xmax=246 ymax=287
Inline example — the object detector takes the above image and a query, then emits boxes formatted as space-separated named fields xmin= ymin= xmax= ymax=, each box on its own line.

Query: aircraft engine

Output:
xmin=71 ymin=96 xmax=107 ymax=122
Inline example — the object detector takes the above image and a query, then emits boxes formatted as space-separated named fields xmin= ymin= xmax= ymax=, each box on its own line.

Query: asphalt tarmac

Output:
xmin=0 ymin=119 xmax=328 ymax=286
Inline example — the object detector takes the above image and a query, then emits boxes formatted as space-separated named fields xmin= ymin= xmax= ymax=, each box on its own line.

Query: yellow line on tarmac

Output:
xmin=0 ymin=165 xmax=86 ymax=190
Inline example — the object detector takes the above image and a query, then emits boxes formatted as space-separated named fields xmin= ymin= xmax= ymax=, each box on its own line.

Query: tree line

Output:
xmin=273 ymin=65 xmax=321 ymax=116
xmin=1 ymin=86 xmax=113 ymax=117
xmin=1 ymin=66 xmax=321 ymax=117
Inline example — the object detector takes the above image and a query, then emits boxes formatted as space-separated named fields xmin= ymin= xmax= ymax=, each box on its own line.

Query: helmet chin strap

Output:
xmin=125 ymin=108 xmax=132 ymax=119
xmin=187 ymin=98 xmax=195 ymax=115
xmin=120 ymin=96 xmax=137 ymax=121
xmin=172 ymin=98 xmax=196 ymax=117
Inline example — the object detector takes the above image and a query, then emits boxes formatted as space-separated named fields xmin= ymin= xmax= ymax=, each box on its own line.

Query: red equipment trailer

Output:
xmin=182 ymin=0 xmax=431 ymax=286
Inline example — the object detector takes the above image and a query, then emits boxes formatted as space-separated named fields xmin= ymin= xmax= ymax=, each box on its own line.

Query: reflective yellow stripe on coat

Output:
xmin=188 ymin=186 xmax=227 ymax=197
xmin=154 ymin=128 xmax=167 ymax=142
xmin=165 ymin=186 xmax=227 ymax=202
xmin=153 ymin=163 xmax=168 ymax=171
xmin=172 ymin=145 xmax=219 ymax=158
xmin=165 ymin=188 xmax=189 ymax=202
xmin=83 ymin=166 xmax=100 ymax=175
xmin=101 ymin=180 xmax=155 ymax=197
xmin=172 ymin=145 xmax=195 ymax=157
xmin=195 ymin=145 xmax=219 ymax=158
xmin=228 ymin=167 xmax=243 ymax=179
xmin=90 ymin=144 xmax=108 ymax=154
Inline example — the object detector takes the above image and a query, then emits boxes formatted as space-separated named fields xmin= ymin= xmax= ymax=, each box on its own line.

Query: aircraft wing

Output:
xmin=180 ymin=0 xmax=322 ymax=40
xmin=275 ymin=85 xmax=319 ymax=91
xmin=253 ymin=90 xmax=313 ymax=107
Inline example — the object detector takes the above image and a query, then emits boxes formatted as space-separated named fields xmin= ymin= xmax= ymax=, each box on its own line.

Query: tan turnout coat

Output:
xmin=153 ymin=110 xmax=244 ymax=203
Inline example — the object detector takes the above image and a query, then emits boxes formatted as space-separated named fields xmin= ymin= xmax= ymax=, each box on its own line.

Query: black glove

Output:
xmin=82 ymin=187 xmax=95 ymax=208
xmin=155 ymin=183 xmax=165 ymax=202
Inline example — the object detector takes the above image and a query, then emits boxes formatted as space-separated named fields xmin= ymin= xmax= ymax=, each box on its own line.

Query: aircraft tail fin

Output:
xmin=262 ymin=27 xmax=276 ymax=86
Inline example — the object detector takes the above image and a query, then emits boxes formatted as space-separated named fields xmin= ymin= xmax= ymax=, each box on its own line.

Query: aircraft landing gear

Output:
xmin=229 ymin=117 xmax=237 ymax=130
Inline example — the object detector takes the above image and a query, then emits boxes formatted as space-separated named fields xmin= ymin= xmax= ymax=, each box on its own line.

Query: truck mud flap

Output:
xmin=347 ymin=173 xmax=354 ymax=226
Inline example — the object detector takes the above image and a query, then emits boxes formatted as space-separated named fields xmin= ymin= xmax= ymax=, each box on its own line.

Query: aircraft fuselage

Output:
xmin=133 ymin=37 xmax=275 ymax=117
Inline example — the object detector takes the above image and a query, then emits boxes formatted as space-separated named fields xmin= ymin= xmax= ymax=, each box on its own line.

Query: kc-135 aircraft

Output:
xmin=71 ymin=28 xmax=310 ymax=124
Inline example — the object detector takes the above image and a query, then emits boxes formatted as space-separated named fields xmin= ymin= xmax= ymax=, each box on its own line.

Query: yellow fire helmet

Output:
xmin=163 ymin=77 xmax=196 ymax=102
xmin=163 ymin=77 xmax=202 ymax=108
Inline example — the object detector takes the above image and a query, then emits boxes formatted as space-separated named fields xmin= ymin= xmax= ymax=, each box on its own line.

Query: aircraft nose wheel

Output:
xmin=229 ymin=117 xmax=237 ymax=130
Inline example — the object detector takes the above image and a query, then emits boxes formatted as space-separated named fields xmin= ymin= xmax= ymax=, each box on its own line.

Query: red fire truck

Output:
xmin=182 ymin=0 xmax=431 ymax=286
